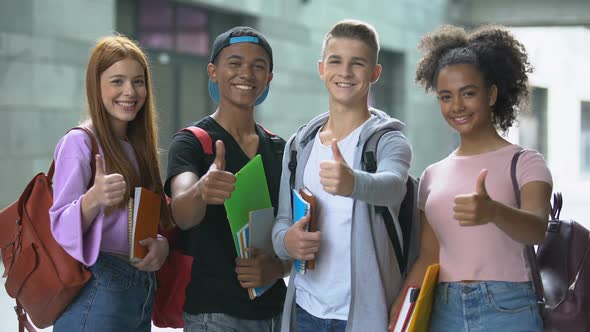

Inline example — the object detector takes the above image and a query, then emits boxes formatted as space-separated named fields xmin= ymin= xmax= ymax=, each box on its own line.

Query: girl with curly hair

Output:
xmin=388 ymin=25 xmax=552 ymax=331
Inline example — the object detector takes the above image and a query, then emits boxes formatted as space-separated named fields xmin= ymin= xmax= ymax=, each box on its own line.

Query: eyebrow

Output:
xmin=108 ymin=74 xmax=145 ymax=79
xmin=437 ymin=84 xmax=479 ymax=94
xmin=225 ymin=54 xmax=269 ymax=65
xmin=325 ymin=54 xmax=368 ymax=63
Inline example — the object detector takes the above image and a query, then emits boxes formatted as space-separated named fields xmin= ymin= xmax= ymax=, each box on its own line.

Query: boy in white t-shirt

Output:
xmin=272 ymin=19 xmax=413 ymax=332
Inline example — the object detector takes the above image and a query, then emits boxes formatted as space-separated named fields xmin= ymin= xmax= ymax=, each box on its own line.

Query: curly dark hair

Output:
xmin=415 ymin=24 xmax=533 ymax=133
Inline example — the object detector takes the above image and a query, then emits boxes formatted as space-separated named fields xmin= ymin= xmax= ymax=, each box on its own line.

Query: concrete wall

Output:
xmin=451 ymin=0 xmax=590 ymax=27
xmin=0 ymin=0 xmax=116 ymax=208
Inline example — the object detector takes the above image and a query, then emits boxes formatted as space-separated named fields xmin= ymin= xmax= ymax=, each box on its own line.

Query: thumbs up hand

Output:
xmin=89 ymin=154 xmax=127 ymax=207
xmin=284 ymin=214 xmax=321 ymax=260
xmin=453 ymin=169 xmax=494 ymax=226
xmin=319 ymin=139 xmax=354 ymax=196
xmin=197 ymin=140 xmax=236 ymax=204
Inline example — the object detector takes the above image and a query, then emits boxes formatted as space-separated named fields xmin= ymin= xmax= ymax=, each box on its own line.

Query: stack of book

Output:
xmin=128 ymin=187 xmax=161 ymax=263
xmin=292 ymin=187 xmax=317 ymax=274
xmin=236 ymin=207 xmax=276 ymax=299
xmin=224 ymin=155 xmax=278 ymax=299
xmin=390 ymin=263 xmax=440 ymax=332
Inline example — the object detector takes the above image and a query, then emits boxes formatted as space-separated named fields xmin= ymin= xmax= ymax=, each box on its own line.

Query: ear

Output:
xmin=371 ymin=63 xmax=382 ymax=84
xmin=266 ymin=72 xmax=274 ymax=85
xmin=207 ymin=63 xmax=217 ymax=82
xmin=488 ymin=84 xmax=498 ymax=107
xmin=318 ymin=60 xmax=325 ymax=80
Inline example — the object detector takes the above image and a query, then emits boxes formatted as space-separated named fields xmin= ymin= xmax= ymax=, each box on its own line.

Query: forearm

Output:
xmin=350 ymin=170 xmax=406 ymax=206
xmin=491 ymin=201 xmax=547 ymax=245
xmin=392 ymin=252 xmax=438 ymax=315
xmin=171 ymin=182 xmax=207 ymax=230
xmin=80 ymin=189 xmax=101 ymax=233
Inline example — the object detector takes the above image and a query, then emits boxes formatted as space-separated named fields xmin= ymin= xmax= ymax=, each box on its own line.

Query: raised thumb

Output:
xmin=475 ymin=169 xmax=488 ymax=195
xmin=95 ymin=154 xmax=105 ymax=176
xmin=331 ymin=139 xmax=345 ymax=163
xmin=214 ymin=140 xmax=226 ymax=170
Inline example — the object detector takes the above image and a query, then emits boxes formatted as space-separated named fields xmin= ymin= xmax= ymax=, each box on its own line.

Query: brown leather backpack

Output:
xmin=511 ymin=150 xmax=590 ymax=331
xmin=0 ymin=127 xmax=98 ymax=331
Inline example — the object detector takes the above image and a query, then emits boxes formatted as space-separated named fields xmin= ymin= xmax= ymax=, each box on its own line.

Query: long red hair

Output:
xmin=85 ymin=35 xmax=172 ymax=229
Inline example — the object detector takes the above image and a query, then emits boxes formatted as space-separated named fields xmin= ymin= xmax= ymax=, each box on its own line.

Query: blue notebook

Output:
xmin=292 ymin=189 xmax=311 ymax=274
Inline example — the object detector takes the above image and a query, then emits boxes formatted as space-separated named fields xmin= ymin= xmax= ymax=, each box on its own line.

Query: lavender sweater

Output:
xmin=49 ymin=129 xmax=138 ymax=266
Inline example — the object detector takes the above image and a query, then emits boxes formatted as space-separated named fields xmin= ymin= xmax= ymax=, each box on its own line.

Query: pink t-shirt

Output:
xmin=419 ymin=144 xmax=552 ymax=282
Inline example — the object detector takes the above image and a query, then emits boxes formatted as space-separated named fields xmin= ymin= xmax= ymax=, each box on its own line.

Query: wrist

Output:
xmin=489 ymin=200 xmax=503 ymax=225
xmin=83 ymin=187 xmax=100 ymax=210
xmin=192 ymin=180 xmax=204 ymax=201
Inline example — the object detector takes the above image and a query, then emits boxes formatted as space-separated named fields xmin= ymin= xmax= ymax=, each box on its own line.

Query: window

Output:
xmin=581 ymin=101 xmax=590 ymax=173
xmin=368 ymin=50 xmax=405 ymax=119
xmin=137 ymin=0 xmax=209 ymax=56
xmin=519 ymin=87 xmax=548 ymax=156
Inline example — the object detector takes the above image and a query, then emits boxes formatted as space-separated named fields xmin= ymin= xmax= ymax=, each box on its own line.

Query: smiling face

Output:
xmin=99 ymin=58 xmax=147 ymax=135
xmin=435 ymin=63 xmax=498 ymax=138
xmin=208 ymin=42 xmax=273 ymax=110
xmin=319 ymin=37 xmax=381 ymax=108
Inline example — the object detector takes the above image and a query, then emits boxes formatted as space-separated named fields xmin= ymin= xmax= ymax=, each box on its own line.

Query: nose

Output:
xmin=238 ymin=65 xmax=255 ymax=80
xmin=451 ymin=96 xmax=465 ymax=112
xmin=123 ymin=81 xmax=137 ymax=96
xmin=339 ymin=64 xmax=353 ymax=78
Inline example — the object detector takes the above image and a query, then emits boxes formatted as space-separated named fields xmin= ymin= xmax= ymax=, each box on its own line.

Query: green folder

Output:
xmin=224 ymin=154 xmax=272 ymax=255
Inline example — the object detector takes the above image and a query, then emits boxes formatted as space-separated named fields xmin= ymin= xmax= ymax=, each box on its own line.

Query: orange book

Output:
xmin=299 ymin=188 xmax=317 ymax=270
xmin=129 ymin=187 xmax=161 ymax=263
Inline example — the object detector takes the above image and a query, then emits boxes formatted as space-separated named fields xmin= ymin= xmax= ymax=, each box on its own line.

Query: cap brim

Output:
xmin=208 ymin=79 xmax=270 ymax=106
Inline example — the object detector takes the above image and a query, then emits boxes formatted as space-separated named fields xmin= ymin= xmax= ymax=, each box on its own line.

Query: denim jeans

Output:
xmin=429 ymin=281 xmax=542 ymax=332
xmin=295 ymin=304 xmax=347 ymax=332
xmin=183 ymin=312 xmax=281 ymax=332
xmin=53 ymin=252 xmax=156 ymax=332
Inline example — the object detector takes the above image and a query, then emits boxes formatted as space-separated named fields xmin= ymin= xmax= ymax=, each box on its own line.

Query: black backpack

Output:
xmin=287 ymin=127 xmax=420 ymax=277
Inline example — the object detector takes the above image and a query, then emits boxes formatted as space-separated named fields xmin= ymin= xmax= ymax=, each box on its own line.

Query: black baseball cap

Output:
xmin=208 ymin=26 xmax=273 ymax=105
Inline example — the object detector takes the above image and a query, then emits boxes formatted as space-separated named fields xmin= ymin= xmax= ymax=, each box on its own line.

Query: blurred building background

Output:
xmin=0 ymin=0 xmax=589 ymax=329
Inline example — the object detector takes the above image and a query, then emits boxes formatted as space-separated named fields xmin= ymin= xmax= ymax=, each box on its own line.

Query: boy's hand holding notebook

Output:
xmin=292 ymin=188 xmax=318 ymax=274
xmin=128 ymin=187 xmax=161 ymax=263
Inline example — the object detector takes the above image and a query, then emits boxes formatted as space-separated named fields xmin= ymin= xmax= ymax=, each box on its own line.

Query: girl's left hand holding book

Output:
xmin=132 ymin=235 xmax=170 ymax=271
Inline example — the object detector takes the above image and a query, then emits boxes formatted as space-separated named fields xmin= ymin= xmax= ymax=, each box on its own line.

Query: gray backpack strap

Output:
xmin=287 ymin=125 xmax=319 ymax=189
xmin=361 ymin=128 xmax=421 ymax=277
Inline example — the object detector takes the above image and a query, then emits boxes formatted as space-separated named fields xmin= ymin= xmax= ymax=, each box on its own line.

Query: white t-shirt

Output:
xmin=295 ymin=119 xmax=368 ymax=320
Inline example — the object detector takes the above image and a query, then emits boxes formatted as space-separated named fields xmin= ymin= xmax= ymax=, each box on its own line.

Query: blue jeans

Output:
xmin=53 ymin=252 xmax=156 ymax=332
xmin=295 ymin=304 xmax=347 ymax=332
xmin=430 ymin=281 xmax=542 ymax=332
xmin=183 ymin=312 xmax=281 ymax=332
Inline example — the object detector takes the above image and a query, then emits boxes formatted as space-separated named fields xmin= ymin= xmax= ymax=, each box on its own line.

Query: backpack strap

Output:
xmin=180 ymin=127 xmax=214 ymax=155
xmin=361 ymin=128 xmax=407 ymax=276
xmin=49 ymin=127 xmax=99 ymax=188
xmin=71 ymin=127 xmax=99 ymax=188
xmin=510 ymin=150 xmax=546 ymax=310
xmin=258 ymin=124 xmax=286 ymax=161
xmin=288 ymin=137 xmax=298 ymax=189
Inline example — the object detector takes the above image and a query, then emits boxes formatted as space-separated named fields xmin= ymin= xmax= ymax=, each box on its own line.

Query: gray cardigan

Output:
xmin=272 ymin=108 xmax=413 ymax=332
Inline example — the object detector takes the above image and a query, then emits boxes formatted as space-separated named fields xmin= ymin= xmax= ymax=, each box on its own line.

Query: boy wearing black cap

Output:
xmin=165 ymin=26 xmax=287 ymax=332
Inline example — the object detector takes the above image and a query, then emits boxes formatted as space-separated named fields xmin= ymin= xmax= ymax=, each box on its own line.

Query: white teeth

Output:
xmin=117 ymin=101 xmax=135 ymax=107
xmin=336 ymin=83 xmax=352 ymax=87
xmin=235 ymin=85 xmax=253 ymax=90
